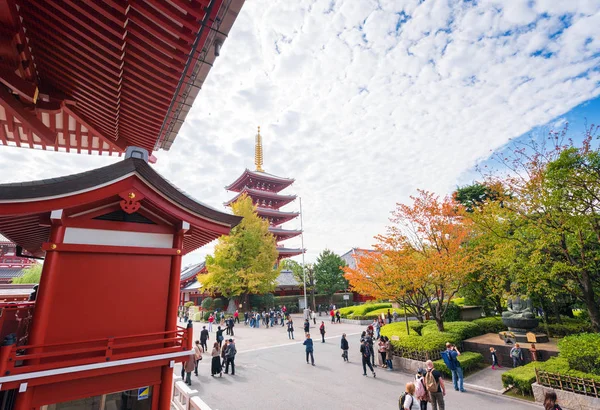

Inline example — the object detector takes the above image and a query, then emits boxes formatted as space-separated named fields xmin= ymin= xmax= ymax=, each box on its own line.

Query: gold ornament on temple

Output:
xmin=255 ymin=126 xmax=264 ymax=172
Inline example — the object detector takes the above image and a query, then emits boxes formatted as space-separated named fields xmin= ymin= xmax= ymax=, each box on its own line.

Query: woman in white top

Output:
xmin=402 ymin=382 xmax=416 ymax=410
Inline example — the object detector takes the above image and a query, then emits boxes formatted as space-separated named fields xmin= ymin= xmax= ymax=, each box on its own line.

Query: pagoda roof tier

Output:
xmin=224 ymin=188 xmax=297 ymax=208
xmin=256 ymin=207 xmax=299 ymax=226
xmin=277 ymin=247 xmax=304 ymax=259
xmin=0 ymin=157 xmax=241 ymax=256
xmin=226 ymin=169 xmax=294 ymax=193
xmin=0 ymin=0 xmax=244 ymax=155
xmin=269 ymin=227 xmax=302 ymax=240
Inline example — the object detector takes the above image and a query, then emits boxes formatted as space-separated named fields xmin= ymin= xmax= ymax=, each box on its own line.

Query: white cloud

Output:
xmin=1 ymin=0 xmax=599 ymax=266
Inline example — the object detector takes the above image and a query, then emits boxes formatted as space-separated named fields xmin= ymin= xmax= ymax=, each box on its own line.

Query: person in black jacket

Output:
xmin=303 ymin=319 xmax=310 ymax=334
xmin=200 ymin=326 xmax=209 ymax=352
xmin=287 ymin=318 xmax=295 ymax=340
xmin=340 ymin=333 xmax=349 ymax=362
xmin=360 ymin=339 xmax=376 ymax=377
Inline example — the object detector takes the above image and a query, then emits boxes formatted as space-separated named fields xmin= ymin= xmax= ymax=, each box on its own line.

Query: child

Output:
xmin=340 ymin=333 xmax=349 ymax=362
xmin=490 ymin=346 xmax=501 ymax=369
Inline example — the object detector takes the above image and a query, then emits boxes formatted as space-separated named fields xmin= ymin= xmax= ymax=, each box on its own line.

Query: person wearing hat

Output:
xmin=224 ymin=338 xmax=237 ymax=375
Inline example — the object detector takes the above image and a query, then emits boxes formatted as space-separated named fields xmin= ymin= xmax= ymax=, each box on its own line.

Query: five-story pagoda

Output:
xmin=225 ymin=127 xmax=303 ymax=260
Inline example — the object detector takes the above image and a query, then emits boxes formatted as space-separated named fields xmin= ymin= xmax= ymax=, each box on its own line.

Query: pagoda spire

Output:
xmin=255 ymin=126 xmax=264 ymax=172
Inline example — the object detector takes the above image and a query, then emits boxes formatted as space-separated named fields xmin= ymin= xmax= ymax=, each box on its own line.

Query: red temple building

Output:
xmin=0 ymin=240 xmax=37 ymax=284
xmin=0 ymin=0 xmax=246 ymax=408
xmin=225 ymin=127 xmax=304 ymax=260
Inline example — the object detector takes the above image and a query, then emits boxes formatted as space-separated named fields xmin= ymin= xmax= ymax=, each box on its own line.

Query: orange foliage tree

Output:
xmin=345 ymin=190 xmax=477 ymax=331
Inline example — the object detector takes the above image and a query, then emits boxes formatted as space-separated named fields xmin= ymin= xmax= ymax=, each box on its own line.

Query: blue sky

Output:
xmin=0 ymin=0 xmax=599 ymax=265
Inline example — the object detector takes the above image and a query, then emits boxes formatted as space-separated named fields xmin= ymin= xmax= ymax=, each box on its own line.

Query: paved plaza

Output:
xmin=180 ymin=315 xmax=539 ymax=410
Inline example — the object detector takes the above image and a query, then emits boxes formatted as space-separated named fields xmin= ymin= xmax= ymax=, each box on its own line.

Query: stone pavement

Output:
xmin=176 ymin=314 xmax=542 ymax=410
xmin=464 ymin=366 xmax=509 ymax=395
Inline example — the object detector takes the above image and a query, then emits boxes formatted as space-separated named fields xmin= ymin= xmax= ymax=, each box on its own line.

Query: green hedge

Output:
xmin=502 ymin=361 xmax=538 ymax=395
xmin=558 ymin=333 xmax=600 ymax=375
xmin=472 ymin=317 xmax=506 ymax=334
xmin=501 ymin=356 xmax=600 ymax=396
xmin=380 ymin=322 xmax=461 ymax=357
xmin=339 ymin=303 xmax=392 ymax=318
xmin=545 ymin=319 xmax=593 ymax=337
xmin=433 ymin=352 xmax=483 ymax=378
xmin=365 ymin=307 xmax=406 ymax=318
xmin=422 ymin=321 xmax=482 ymax=340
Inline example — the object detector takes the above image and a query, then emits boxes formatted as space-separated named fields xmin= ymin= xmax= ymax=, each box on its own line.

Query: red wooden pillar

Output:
xmin=158 ymin=229 xmax=184 ymax=410
xmin=14 ymin=222 xmax=65 ymax=410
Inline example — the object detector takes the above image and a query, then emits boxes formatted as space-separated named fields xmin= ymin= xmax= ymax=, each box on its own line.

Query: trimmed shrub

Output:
xmin=442 ymin=302 xmax=462 ymax=322
xmin=381 ymin=322 xmax=462 ymax=357
xmin=201 ymin=297 xmax=213 ymax=310
xmin=453 ymin=297 xmax=466 ymax=306
xmin=433 ymin=352 xmax=483 ymax=378
xmin=365 ymin=307 xmax=406 ymax=318
xmin=409 ymin=321 xmax=432 ymax=335
xmin=558 ymin=333 xmax=600 ymax=375
xmin=339 ymin=303 xmax=392 ymax=318
xmin=184 ymin=301 xmax=195 ymax=308
xmin=212 ymin=298 xmax=224 ymax=311
xmin=546 ymin=319 xmax=593 ymax=337
xmin=472 ymin=317 xmax=506 ymax=334
xmin=202 ymin=311 xmax=211 ymax=321
xmin=502 ymin=362 xmax=537 ymax=395
xmin=192 ymin=312 xmax=203 ymax=321
xmin=422 ymin=321 xmax=482 ymax=340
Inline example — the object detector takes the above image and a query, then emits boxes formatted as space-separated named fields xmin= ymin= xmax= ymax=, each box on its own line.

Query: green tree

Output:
xmin=201 ymin=297 xmax=213 ymax=310
xmin=478 ymin=125 xmax=600 ymax=331
xmin=203 ymin=194 xmax=280 ymax=309
xmin=314 ymin=249 xmax=347 ymax=304
xmin=12 ymin=264 xmax=42 ymax=284
xmin=280 ymin=259 xmax=316 ymax=309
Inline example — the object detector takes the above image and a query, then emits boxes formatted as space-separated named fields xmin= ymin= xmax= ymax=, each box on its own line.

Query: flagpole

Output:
xmin=299 ymin=197 xmax=308 ymax=310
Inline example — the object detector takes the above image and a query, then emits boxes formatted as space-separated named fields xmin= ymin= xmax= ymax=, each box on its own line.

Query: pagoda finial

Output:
xmin=255 ymin=125 xmax=264 ymax=172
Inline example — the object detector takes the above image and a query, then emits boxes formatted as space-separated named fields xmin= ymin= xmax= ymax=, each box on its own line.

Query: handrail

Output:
xmin=0 ymin=326 xmax=193 ymax=377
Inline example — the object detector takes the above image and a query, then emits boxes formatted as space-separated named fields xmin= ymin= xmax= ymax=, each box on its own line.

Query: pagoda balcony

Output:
xmin=269 ymin=227 xmax=302 ymax=240
xmin=0 ymin=325 xmax=193 ymax=391
xmin=224 ymin=188 xmax=296 ymax=208
xmin=226 ymin=169 xmax=294 ymax=193
xmin=256 ymin=207 xmax=299 ymax=225
xmin=276 ymin=247 xmax=305 ymax=259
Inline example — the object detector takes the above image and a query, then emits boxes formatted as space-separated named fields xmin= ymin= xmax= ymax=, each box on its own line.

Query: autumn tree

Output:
xmin=347 ymin=190 xmax=476 ymax=331
xmin=314 ymin=249 xmax=347 ymax=304
xmin=203 ymin=194 xmax=279 ymax=309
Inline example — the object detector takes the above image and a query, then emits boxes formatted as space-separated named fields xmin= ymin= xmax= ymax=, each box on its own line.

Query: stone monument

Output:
xmin=501 ymin=296 xmax=548 ymax=343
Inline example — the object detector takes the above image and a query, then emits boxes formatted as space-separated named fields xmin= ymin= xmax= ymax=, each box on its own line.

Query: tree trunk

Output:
xmin=494 ymin=295 xmax=503 ymax=316
xmin=581 ymin=271 xmax=600 ymax=332
xmin=434 ymin=304 xmax=444 ymax=332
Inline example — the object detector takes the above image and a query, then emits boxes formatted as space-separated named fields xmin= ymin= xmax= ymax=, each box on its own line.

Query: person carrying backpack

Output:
xmin=399 ymin=382 xmax=416 ymax=410
xmin=445 ymin=342 xmax=465 ymax=392
xmin=425 ymin=359 xmax=446 ymax=410
xmin=415 ymin=368 xmax=429 ymax=410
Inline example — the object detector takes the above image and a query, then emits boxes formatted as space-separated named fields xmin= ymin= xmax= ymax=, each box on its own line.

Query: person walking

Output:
xmin=200 ymin=326 xmax=209 ymax=352
xmin=446 ymin=342 xmax=465 ymax=392
xmin=360 ymin=339 xmax=376 ymax=377
xmin=311 ymin=310 xmax=316 ymax=325
xmin=366 ymin=333 xmax=375 ymax=367
xmin=490 ymin=347 xmax=501 ymax=369
xmin=401 ymin=382 xmax=416 ymax=410
xmin=319 ymin=321 xmax=326 ymax=343
xmin=340 ymin=333 xmax=349 ymax=362
xmin=414 ymin=369 xmax=428 ymax=410
xmin=244 ymin=311 xmax=249 ymax=325
xmin=210 ymin=342 xmax=222 ymax=377
xmin=303 ymin=319 xmax=310 ymax=334
xmin=336 ymin=310 xmax=341 ymax=323
xmin=510 ymin=343 xmax=524 ymax=368
xmin=193 ymin=340 xmax=203 ymax=376
xmin=182 ymin=353 xmax=195 ymax=386
xmin=387 ymin=309 xmax=392 ymax=324
xmin=303 ymin=333 xmax=315 ymax=366
xmin=330 ymin=309 xmax=335 ymax=324
xmin=224 ymin=338 xmax=236 ymax=375
xmin=378 ymin=337 xmax=387 ymax=368
xmin=208 ymin=313 xmax=214 ymax=332
xmin=529 ymin=343 xmax=538 ymax=362
xmin=229 ymin=317 xmax=235 ymax=336
xmin=216 ymin=326 xmax=224 ymax=348
xmin=287 ymin=318 xmax=295 ymax=340
xmin=544 ymin=391 xmax=563 ymax=410
xmin=234 ymin=309 xmax=239 ymax=324
xmin=385 ymin=337 xmax=394 ymax=370
xmin=221 ymin=339 xmax=229 ymax=368
xmin=425 ymin=359 xmax=446 ymax=410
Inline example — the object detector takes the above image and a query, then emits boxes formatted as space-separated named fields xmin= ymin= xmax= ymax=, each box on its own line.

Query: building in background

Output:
xmin=0 ymin=240 xmax=37 ymax=284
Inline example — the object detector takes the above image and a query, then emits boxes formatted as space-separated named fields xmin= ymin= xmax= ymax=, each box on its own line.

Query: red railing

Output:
xmin=0 ymin=325 xmax=193 ymax=377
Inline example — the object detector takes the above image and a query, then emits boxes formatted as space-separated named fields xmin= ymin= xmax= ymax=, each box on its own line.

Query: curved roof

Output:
xmin=0 ymin=158 xmax=241 ymax=256
xmin=225 ymin=169 xmax=294 ymax=193
xmin=0 ymin=0 xmax=245 ymax=154
xmin=180 ymin=261 xmax=206 ymax=282
xmin=224 ymin=187 xmax=297 ymax=207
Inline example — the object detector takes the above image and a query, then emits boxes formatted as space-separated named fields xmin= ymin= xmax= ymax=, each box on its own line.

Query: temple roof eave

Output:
xmin=225 ymin=169 xmax=295 ymax=193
